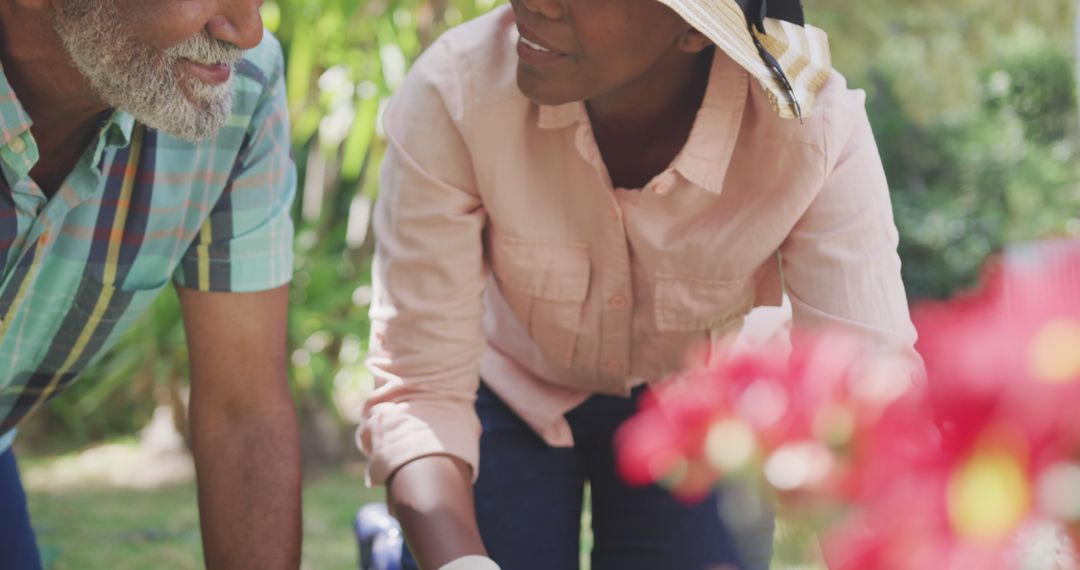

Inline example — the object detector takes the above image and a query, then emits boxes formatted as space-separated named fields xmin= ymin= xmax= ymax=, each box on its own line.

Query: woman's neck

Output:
xmin=587 ymin=48 xmax=713 ymax=189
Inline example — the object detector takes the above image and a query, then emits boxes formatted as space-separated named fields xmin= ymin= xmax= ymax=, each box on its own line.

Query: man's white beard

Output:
xmin=52 ymin=1 xmax=246 ymax=142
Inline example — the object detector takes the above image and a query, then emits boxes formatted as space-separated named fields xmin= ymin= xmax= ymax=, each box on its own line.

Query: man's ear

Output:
xmin=678 ymin=28 xmax=713 ymax=54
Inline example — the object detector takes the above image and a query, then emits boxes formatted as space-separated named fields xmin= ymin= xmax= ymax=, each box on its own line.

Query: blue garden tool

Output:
xmin=355 ymin=503 xmax=404 ymax=570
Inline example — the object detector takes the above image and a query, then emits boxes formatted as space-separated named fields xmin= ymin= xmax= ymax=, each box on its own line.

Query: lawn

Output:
xmin=21 ymin=451 xmax=382 ymax=570
xmin=19 ymin=444 xmax=822 ymax=570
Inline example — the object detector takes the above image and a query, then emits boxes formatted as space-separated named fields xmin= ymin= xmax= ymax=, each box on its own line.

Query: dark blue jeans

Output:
xmin=0 ymin=448 xmax=43 ymax=570
xmin=403 ymin=384 xmax=773 ymax=570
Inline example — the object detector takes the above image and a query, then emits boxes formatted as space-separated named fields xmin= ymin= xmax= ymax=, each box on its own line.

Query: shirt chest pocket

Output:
xmin=491 ymin=236 xmax=590 ymax=367
xmin=653 ymin=274 xmax=754 ymax=334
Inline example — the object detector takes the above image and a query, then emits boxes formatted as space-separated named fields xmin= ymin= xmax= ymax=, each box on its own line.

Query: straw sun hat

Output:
xmin=656 ymin=0 xmax=832 ymax=119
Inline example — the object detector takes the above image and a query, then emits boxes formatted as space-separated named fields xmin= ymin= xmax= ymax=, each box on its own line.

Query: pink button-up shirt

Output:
xmin=359 ymin=6 xmax=917 ymax=485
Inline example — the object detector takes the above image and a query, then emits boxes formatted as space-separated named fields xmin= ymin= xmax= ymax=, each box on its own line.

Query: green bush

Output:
xmin=876 ymin=32 xmax=1080 ymax=299
xmin=26 ymin=1 xmax=1080 ymax=448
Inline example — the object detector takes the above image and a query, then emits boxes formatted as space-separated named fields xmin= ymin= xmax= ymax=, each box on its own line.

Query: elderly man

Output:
xmin=0 ymin=0 xmax=299 ymax=568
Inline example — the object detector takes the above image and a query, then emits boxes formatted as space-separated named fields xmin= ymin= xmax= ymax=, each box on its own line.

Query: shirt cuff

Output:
xmin=359 ymin=401 xmax=482 ymax=486
xmin=438 ymin=556 xmax=501 ymax=570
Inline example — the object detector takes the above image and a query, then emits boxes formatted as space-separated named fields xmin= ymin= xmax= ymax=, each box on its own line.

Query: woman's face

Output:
xmin=510 ymin=0 xmax=705 ymax=106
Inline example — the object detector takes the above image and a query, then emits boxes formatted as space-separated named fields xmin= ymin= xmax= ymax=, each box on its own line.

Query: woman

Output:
xmin=359 ymin=0 xmax=918 ymax=568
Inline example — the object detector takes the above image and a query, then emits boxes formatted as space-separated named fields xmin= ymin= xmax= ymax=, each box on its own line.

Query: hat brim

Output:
xmin=657 ymin=0 xmax=832 ymax=119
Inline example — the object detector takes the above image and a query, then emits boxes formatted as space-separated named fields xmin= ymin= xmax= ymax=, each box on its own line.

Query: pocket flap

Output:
xmin=654 ymin=274 xmax=752 ymax=332
xmin=491 ymin=236 xmax=590 ymax=302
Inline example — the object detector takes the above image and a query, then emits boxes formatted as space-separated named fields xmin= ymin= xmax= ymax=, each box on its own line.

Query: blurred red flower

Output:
xmin=616 ymin=240 xmax=1080 ymax=568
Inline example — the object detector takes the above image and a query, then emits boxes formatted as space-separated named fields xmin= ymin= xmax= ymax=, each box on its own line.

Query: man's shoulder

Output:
xmin=231 ymin=30 xmax=287 ymax=115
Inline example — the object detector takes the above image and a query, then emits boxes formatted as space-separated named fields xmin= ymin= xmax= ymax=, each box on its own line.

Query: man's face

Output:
xmin=51 ymin=0 xmax=262 ymax=141
xmin=510 ymin=0 xmax=697 ymax=106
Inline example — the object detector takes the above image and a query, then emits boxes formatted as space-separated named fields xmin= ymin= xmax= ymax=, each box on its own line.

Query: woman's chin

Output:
xmin=515 ymin=72 xmax=578 ymax=107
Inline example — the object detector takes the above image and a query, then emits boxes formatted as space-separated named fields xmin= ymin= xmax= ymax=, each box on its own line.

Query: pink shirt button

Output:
xmin=609 ymin=294 xmax=628 ymax=309
xmin=604 ymin=359 xmax=625 ymax=373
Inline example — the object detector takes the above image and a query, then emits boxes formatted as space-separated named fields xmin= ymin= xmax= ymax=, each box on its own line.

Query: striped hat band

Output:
xmin=656 ymin=0 xmax=833 ymax=119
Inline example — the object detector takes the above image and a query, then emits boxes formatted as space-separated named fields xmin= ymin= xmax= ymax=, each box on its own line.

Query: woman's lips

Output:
xmin=180 ymin=59 xmax=233 ymax=85
xmin=515 ymin=25 xmax=569 ymax=67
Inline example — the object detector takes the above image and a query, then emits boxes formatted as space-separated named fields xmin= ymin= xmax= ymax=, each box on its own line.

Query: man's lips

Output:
xmin=179 ymin=58 xmax=233 ymax=85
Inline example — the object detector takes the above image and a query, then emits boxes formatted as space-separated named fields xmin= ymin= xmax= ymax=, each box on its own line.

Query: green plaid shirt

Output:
xmin=0 ymin=32 xmax=296 ymax=451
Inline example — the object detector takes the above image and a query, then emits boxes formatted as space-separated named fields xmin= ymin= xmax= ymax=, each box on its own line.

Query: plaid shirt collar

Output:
xmin=0 ymin=59 xmax=32 ymax=150
xmin=0 ymin=58 xmax=136 ymax=183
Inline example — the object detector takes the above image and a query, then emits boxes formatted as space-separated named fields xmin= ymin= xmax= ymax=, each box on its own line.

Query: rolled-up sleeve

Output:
xmin=358 ymin=39 xmax=488 ymax=486
xmin=780 ymin=76 xmax=919 ymax=358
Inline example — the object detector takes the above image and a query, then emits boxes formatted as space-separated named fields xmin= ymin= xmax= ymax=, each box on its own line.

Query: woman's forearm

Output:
xmin=388 ymin=455 xmax=488 ymax=569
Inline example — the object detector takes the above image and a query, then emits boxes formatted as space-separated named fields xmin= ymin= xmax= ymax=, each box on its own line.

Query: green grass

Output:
xmin=21 ymin=452 xmax=822 ymax=570
xmin=23 ymin=461 xmax=382 ymax=570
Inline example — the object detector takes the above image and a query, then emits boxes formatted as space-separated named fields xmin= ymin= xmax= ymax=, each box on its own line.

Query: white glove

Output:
xmin=437 ymin=555 xmax=501 ymax=570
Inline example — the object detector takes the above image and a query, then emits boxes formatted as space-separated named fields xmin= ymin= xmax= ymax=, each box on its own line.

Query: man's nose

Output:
xmin=205 ymin=0 xmax=265 ymax=50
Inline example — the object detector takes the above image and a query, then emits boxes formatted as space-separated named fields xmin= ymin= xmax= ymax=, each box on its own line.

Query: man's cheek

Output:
xmin=125 ymin=7 xmax=210 ymax=51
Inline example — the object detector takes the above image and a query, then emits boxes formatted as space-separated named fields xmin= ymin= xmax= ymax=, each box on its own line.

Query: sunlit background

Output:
xmin=14 ymin=0 xmax=1080 ymax=568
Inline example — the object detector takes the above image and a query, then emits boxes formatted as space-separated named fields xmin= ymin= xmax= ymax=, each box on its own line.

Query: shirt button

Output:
xmin=654 ymin=183 xmax=673 ymax=196
xmin=604 ymin=359 xmax=625 ymax=373
xmin=8 ymin=137 xmax=26 ymax=154
xmin=609 ymin=294 xmax=628 ymax=309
